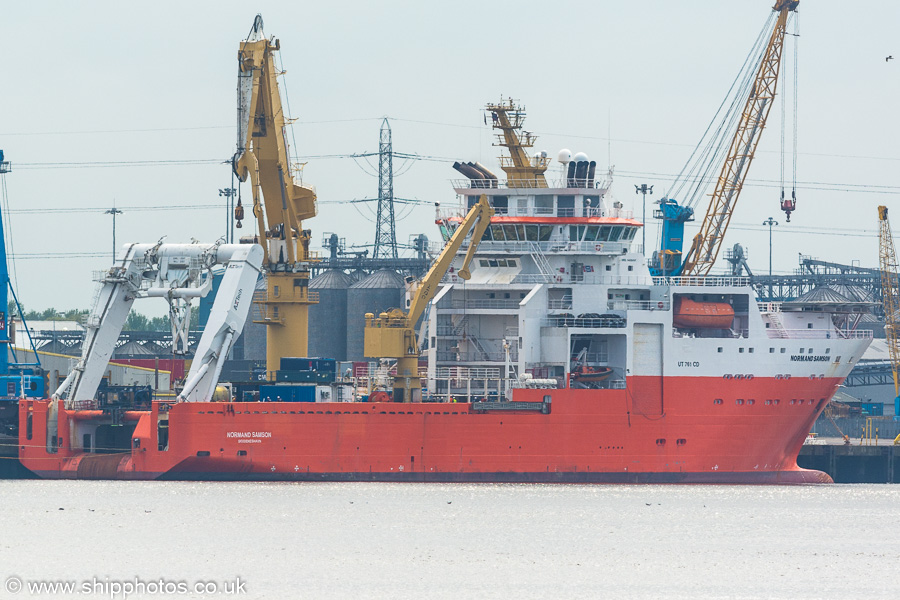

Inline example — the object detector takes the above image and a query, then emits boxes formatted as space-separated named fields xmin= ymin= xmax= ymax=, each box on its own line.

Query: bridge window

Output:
xmin=557 ymin=195 xmax=575 ymax=217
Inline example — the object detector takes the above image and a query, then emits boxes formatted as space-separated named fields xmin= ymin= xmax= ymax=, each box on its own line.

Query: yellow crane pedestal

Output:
xmin=254 ymin=270 xmax=317 ymax=376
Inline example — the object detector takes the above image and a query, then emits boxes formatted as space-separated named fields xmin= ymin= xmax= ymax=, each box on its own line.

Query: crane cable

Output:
xmin=792 ymin=13 xmax=800 ymax=200
xmin=0 ymin=174 xmax=20 ymax=294
xmin=656 ymin=12 xmax=774 ymax=255
xmin=666 ymin=12 xmax=775 ymax=211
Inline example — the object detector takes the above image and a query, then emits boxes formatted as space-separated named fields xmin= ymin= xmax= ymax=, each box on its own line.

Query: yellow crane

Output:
xmin=679 ymin=0 xmax=798 ymax=276
xmin=877 ymin=206 xmax=900 ymax=433
xmin=231 ymin=15 xmax=318 ymax=375
xmin=364 ymin=196 xmax=494 ymax=402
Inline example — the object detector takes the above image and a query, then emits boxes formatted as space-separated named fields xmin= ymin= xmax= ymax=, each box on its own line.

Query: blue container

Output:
xmin=259 ymin=384 xmax=315 ymax=402
xmin=0 ymin=375 xmax=44 ymax=399
xmin=860 ymin=402 xmax=884 ymax=417
xmin=276 ymin=370 xmax=316 ymax=383
xmin=280 ymin=357 xmax=336 ymax=373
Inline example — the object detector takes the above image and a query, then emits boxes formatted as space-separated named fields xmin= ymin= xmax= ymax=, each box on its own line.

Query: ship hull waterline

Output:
xmin=19 ymin=376 xmax=838 ymax=484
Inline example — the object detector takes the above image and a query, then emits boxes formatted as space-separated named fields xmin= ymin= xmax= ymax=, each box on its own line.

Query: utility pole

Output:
xmin=762 ymin=217 xmax=778 ymax=276
xmin=634 ymin=184 xmax=653 ymax=254
xmin=219 ymin=187 xmax=237 ymax=243
xmin=104 ymin=204 xmax=123 ymax=262
xmin=374 ymin=118 xmax=398 ymax=259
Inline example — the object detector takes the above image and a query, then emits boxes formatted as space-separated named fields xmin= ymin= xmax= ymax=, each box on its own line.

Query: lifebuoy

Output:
xmin=657 ymin=301 xmax=664 ymax=309
xmin=595 ymin=244 xmax=603 ymax=251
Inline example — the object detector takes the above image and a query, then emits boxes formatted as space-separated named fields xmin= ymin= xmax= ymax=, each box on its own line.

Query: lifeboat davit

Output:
xmin=673 ymin=297 xmax=734 ymax=329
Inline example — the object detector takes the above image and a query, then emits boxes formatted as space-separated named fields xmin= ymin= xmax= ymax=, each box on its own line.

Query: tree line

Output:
xmin=7 ymin=302 xmax=199 ymax=332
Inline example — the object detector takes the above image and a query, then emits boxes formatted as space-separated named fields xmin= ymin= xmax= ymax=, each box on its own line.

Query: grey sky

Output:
xmin=2 ymin=0 xmax=898 ymax=314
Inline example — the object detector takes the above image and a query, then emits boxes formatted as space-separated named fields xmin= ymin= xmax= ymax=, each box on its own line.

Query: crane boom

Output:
xmin=231 ymin=15 xmax=318 ymax=375
xmin=364 ymin=196 xmax=494 ymax=402
xmin=878 ymin=206 xmax=900 ymax=415
xmin=53 ymin=242 xmax=263 ymax=407
xmin=680 ymin=1 xmax=797 ymax=276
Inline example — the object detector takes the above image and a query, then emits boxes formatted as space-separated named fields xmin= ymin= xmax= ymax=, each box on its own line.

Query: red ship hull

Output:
xmin=19 ymin=375 xmax=837 ymax=483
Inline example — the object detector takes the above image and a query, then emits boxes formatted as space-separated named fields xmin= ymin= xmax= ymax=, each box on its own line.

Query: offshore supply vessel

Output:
xmin=17 ymin=1 xmax=872 ymax=482
xmin=17 ymin=99 xmax=871 ymax=482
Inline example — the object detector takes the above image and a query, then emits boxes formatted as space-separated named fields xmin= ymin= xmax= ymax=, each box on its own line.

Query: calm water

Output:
xmin=0 ymin=481 xmax=898 ymax=600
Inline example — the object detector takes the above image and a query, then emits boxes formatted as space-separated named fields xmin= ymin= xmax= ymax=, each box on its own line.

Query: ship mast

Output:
xmin=486 ymin=99 xmax=551 ymax=187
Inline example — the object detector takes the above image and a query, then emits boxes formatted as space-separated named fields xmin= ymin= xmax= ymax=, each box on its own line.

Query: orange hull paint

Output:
xmin=19 ymin=376 xmax=838 ymax=483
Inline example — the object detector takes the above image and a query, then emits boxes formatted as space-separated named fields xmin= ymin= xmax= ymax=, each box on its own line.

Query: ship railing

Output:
xmin=511 ymin=273 xmax=653 ymax=285
xmin=459 ymin=240 xmax=635 ymax=255
xmin=435 ymin=366 xmax=503 ymax=379
xmin=548 ymin=297 xmax=573 ymax=310
xmin=767 ymin=329 xmax=874 ymax=340
xmin=607 ymin=299 xmax=670 ymax=311
xmin=71 ymin=399 xmax=99 ymax=410
xmin=436 ymin=351 xmax=519 ymax=363
xmin=451 ymin=178 xmax=611 ymax=190
xmin=571 ymin=351 xmax=610 ymax=363
xmin=543 ymin=316 xmax=626 ymax=330
xmin=449 ymin=299 xmax=521 ymax=310
xmin=760 ymin=302 xmax=783 ymax=313
xmin=652 ymin=276 xmax=752 ymax=288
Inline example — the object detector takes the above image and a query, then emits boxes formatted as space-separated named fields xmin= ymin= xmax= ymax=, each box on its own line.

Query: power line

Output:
xmin=7 ymin=204 xmax=224 ymax=215
xmin=14 ymin=159 xmax=224 ymax=170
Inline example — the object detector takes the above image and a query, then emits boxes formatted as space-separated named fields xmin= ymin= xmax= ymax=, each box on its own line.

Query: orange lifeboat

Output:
xmin=673 ymin=297 xmax=734 ymax=329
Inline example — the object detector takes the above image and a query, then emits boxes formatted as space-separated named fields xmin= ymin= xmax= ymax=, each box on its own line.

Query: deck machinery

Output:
xmin=232 ymin=15 xmax=319 ymax=376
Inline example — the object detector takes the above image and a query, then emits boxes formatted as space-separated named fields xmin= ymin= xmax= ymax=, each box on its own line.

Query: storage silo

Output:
xmin=346 ymin=269 xmax=405 ymax=361
xmin=308 ymin=269 xmax=352 ymax=361
xmin=235 ymin=275 xmax=267 ymax=362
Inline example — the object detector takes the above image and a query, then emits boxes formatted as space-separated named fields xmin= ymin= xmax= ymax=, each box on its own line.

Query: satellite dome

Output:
xmin=557 ymin=149 xmax=572 ymax=164
xmin=573 ymin=152 xmax=589 ymax=163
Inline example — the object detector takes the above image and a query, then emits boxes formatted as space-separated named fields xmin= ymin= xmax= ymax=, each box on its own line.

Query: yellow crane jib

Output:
xmin=680 ymin=0 xmax=797 ymax=277
xmin=878 ymin=205 xmax=900 ymax=417
xmin=231 ymin=14 xmax=317 ymax=265
xmin=229 ymin=14 xmax=319 ymax=375
xmin=364 ymin=196 xmax=494 ymax=403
